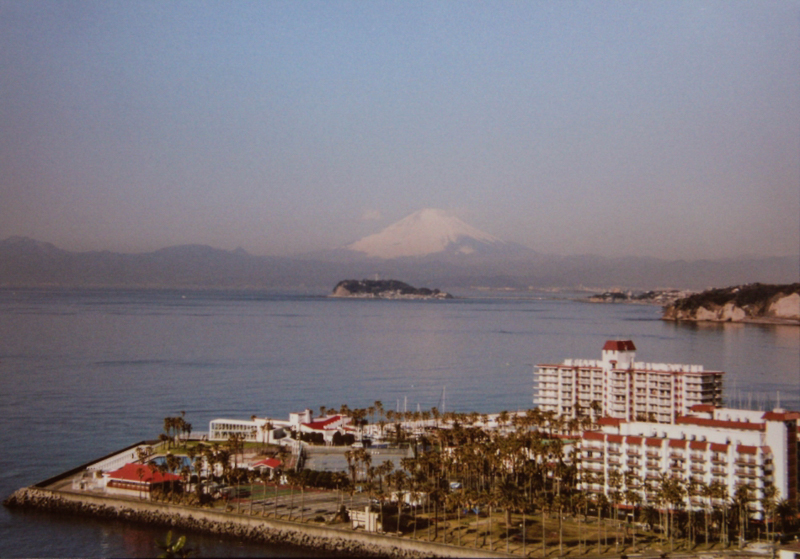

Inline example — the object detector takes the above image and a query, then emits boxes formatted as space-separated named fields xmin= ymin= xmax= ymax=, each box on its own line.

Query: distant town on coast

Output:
xmin=7 ymin=339 xmax=800 ymax=557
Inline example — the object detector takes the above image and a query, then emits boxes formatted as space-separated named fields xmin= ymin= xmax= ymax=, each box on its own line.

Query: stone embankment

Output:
xmin=4 ymin=488 xmax=502 ymax=558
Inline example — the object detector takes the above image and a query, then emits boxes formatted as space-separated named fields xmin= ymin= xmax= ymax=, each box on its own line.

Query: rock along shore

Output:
xmin=4 ymin=487 xmax=502 ymax=558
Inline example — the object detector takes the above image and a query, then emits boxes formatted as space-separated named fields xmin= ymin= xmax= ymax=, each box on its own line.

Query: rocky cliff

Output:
xmin=331 ymin=279 xmax=452 ymax=299
xmin=662 ymin=283 xmax=800 ymax=324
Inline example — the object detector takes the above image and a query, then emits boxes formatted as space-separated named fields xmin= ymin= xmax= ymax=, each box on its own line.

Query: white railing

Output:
xmin=87 ymin=444 xmax=152 ymax=473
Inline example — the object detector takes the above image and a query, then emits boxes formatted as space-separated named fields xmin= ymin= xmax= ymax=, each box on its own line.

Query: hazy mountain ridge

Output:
xmin=1 ymin=235 xmax=796 ymax=292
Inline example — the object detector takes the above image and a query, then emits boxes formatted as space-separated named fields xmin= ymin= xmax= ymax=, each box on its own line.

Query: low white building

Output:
xmin=535 ymin=340 xmax=724 ymax=423
xmin=209 ymin=410 xmax=351 ymax=444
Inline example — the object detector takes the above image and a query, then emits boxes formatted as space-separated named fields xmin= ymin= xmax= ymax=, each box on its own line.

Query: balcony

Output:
xmin=711 ymin=466 xmax=726 ymax=475
xmin=646 ymin=450 xmax=660 ymax=458
xmin=691 ymin=465 xmax=705 ymax=474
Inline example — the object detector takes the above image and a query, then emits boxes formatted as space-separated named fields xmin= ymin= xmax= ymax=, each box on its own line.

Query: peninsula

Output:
xmin=661 ymin=282 xmax=800 ymax=324
xmin=331 ymin=279 xmax=453 ymax=299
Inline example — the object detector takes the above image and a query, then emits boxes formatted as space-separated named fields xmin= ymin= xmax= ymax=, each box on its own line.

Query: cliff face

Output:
xmin=662 ymin=283 xmax=800 ymax=324
xmin=331 ymin=279 xmax=452 ymax=299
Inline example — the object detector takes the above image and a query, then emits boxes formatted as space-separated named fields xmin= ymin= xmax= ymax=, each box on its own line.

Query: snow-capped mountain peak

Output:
xmin=346 ymin=208 xmax=505 ymax=259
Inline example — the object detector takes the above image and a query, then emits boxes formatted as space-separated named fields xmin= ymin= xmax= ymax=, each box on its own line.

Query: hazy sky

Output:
xmin=1 ymin=1 xmax=798 ymax=260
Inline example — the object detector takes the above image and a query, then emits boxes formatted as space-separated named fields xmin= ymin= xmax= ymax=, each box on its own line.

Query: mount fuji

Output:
xmin=344 ymin=208 xmax=530 ymax=260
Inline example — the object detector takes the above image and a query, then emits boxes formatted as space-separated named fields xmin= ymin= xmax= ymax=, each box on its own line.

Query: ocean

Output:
xmin=1 ymin=288 xmax=798 ymax=557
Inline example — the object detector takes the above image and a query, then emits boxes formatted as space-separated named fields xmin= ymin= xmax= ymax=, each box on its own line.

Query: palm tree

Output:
xmin=596 ymin=492 xmax=609 ymax=554
xmin=179 ymin=465 xmax=191 ymax=503
xmin=285 ymin=469 xmax=298 ymax=519
xmin=273 ymin=466 xmax=283 ymax=517
xmin=259 ymin=420 xmax=272 ymax=451
xmin=624 ymin=486 xmax=642 ymax=552
xmin=192 ymin=454 xmax=205 ymax=504
xmin=708 ymin=480 xmax=729 ymax=546
xmin=661 ymin=474 xmax=685 ymax=552
xmin=536 ymin=487 xmax=550 ymax=557
xmin=733 ymin=484 xmax=752 ymax=549
xmin=776 ymin=498 xmax=796 ymax=535
xmin=137 ymin=466 xmax=146 ymax=500
xmin=607 ymin=469 xmax=623 ymax=552
xmin=165 ymin=453 xmax=180 ymax=499
xmin=493 ymin=478 xmax=524 ymax=553
xmin=392 ymin=469 xmax=408 ymax=534
xmin=297 ymin=470 xmax=308 ymax=522
xmin=762 ymin=483 xmax=777 ymax=543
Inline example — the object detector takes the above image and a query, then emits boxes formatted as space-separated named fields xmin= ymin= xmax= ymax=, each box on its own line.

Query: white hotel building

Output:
xmin=580 ymin=406 xmax=799 ymax=515
xmin=535 ymin=340 xmax=724 ymax=423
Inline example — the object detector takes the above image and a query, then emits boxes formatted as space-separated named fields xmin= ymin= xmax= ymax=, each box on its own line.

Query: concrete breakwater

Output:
xmin=4 ymin=488 xmax=504 ymax=558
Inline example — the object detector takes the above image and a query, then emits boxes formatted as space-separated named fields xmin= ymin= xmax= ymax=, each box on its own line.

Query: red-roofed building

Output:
xmin=603 ymin=340 xmax=637 ymax=352
xmin=299 ymin=414 xmax=354 ymax=444
xmin=103 ymin=463 xmax=181 ymax=500
xmin=535 ymin=340 xmax=723 ymax=423
xmin=577 ymin=405 xmax=799 ymax=521
xmin=251 ymin=458 xmax=282 ymax=470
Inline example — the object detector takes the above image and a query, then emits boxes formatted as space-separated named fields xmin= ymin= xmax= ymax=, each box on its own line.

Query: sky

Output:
xmin=1 ymin=0 xmax=798 ymax=260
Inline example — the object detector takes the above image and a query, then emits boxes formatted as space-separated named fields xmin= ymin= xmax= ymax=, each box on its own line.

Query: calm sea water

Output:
xmin=1 ymin=288 xmax=798 ymax=557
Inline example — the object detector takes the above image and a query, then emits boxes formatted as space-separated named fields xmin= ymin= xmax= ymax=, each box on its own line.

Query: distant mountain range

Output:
xmin=1 ymin=209 xmax=797 ymax=291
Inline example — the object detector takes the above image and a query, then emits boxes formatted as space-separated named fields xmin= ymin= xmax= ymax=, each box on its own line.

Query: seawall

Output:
xmin=4 ymin=487 xmax=508 ymax=558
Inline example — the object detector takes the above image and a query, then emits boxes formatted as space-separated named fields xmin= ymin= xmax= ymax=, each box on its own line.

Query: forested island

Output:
xmin=662 ymin=283 xmax=800 ymax=324
xmin=331 ymin=279 xmax=452 ymax=299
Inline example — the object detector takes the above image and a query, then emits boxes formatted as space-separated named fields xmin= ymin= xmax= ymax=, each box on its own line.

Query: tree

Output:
xmin=733 ymin=484 xmax=752 ymax=549
xmin=607 ymin=469 xmax=623 ymax=553
xmin=493 ymin=478 xmax=524 ymax=554
xmin=165 ymin=453 xmax=180 ymax=499
xmin=776 ymin=498 xmax=796 ymax=534
xmin=762 ymin=483 xmax=777 ymax=543
xmin=391 ymin=469 xmax=408 ymax=534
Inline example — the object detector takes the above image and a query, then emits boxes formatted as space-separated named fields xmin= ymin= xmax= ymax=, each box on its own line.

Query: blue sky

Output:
xmin=1 ymin=0 xmax=798 ymax=259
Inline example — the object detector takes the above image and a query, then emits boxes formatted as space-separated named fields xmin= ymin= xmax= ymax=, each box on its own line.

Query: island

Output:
xmin=661 ymin=282 xmax=800 ymax=324
xmin=331 ymin=279 xmax=453 ymax=299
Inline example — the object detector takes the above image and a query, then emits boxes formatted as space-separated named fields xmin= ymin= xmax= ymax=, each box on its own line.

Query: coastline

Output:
xmin=3 ymin=487 xmax=502 ymax=559
xmin=661 ymin=316 xmax=800 ymax=326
